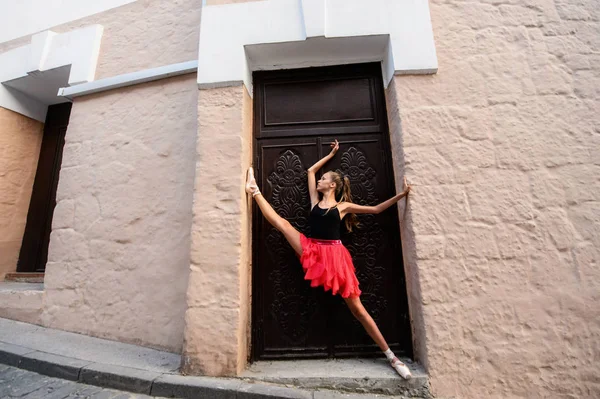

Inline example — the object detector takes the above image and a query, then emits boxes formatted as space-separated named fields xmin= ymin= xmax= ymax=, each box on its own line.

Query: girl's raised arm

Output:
xmin=340 ymin=177 xmax=411 ymax=217
xmin=307 ymin=140 xmax=339 ymax=207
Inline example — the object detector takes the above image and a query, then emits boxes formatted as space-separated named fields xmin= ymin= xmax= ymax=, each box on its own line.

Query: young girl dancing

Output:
xmin=245 ymin=140 xmax=412 ymax=379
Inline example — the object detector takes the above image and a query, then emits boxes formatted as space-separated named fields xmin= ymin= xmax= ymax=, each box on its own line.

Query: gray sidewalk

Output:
xmin=0 ymin=318 xmax=429 ymax=398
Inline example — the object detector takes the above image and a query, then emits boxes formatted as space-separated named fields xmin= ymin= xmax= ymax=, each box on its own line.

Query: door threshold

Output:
xmin=240 ymin=358 xmax=429 ymax=397
xmin=4 ymin=273 xmax=44 ymax=283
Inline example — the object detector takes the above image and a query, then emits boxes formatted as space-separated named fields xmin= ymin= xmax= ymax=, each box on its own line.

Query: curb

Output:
xmin=0 ymin=342 xmax=418 ymax=398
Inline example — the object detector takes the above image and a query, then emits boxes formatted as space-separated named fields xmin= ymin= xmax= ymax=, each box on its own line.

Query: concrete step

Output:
xmin=242 ymin=358 xmax=429 ymax=397
xmin=0 ymin=317 xmax=431 ymax=398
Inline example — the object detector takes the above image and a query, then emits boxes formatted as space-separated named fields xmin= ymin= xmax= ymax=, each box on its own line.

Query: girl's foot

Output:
xmin=390 ymin=357 xmax=412 ymax=380
xmin=245 ymin=166 xmax=261 ymax=197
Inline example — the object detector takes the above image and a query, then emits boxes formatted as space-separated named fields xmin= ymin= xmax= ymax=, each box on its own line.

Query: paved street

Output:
xmin=0 ymin=364 xmax=166 ymax=399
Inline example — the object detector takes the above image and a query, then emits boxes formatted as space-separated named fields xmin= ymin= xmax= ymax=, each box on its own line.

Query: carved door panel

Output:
xmin=252 ymin=63 xmax=412 ymax=360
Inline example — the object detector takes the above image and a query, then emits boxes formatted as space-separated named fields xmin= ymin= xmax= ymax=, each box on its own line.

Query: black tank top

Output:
xmin=309 ymin=204 xmax=341 ymax=240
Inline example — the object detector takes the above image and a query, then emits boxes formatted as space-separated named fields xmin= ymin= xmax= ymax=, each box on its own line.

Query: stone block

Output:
xmin=404 ymin=147 xmax=454 ymax=185
xmin=61 ymin=141 xmax=93 ymax=168
xmin=392 ymin=63 xmax=487 ymax=108
xmin=419 ymin=259 xmax=467 ymax=304
xmin=573 ymin=69 xmax=600 ymax=99
xmin=411 ymin=185 xmax=470 ymax=235
xmin=18 ymin=351 xmax=91 ymax=381
xmin=555 ymin=2 xmax=595 ymax=21
xmin=537 ymin=207 xmax=579 ymax=250
xmin=0 ymin=342 xmax=35 ymax=367
xmin=52 ymin=200 xmax=75 ymax=230
xmin=186 ymin=267 xmax=240 ymax=309
xmin=73 ymin=194 xmax=101 ymax=232
xmin=529 ymin=170 xmax=566 ymax=209
xmin=529 ymin=55 xmax=573 ymax=96
xmin=400 ymin=106 xmax=465 ymax=147
xmin=79 ymin=363 xmax=162 ymax=394
xmin=436 ymin=140 xmax=495 ymax=182
xmin=444 ymin=224 xmax=500 ymax=259
xmin=432 ymin=1 xmax=501 ymax=31
xmin=56 ymin=166 xmax=95 ymax=202
xmin=498 ymin=4 xmax=547 ymax=27
xmin=466 ymin=169 xmax=533 ymax=223
xmin=94 ymin=161 xmax=135 ymax=190
xmin=493 ymin=222 xmax=544 ymax=259
xmin=181 ymin=307 xmax=239 ymax=376
xmin=554 ymin=164 xmax=600 ymax=205
xmin=415 ymin=235 xmax=445 ymax=260
xmin=189 ymin=238 xmax=242 ymax=271
xmin=528 ymin=250 xmax=580 ymax=290
xmin=47 ymin=229 xmax=89 ymax=262
xmin=473 ymin=52 xmax=537 ymax=100
xmin=151 ymin=373 xmax=241 ymax=399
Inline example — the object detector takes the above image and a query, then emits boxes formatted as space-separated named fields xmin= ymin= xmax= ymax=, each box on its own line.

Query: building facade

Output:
xmin=0 ymin=0 xmax=598 ymax=398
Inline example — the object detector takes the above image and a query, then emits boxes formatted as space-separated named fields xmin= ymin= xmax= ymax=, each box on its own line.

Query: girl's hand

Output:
xmin=402 ymin=177 xmax=411 ymax=194
xmin=329 ymin=139 xmax=339 ymax=156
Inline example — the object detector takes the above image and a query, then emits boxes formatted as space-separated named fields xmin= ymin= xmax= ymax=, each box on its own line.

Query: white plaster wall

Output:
xmin=0 ymin=0 xmax=137 ymax=43
xmin=0 ymin=26 xmax=104 ymax=121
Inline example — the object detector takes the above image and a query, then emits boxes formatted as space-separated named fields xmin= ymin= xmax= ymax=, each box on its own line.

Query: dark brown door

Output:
xmin=17 ymin=102 xmax=72 ymax=273
xmin=252 ymin=64 xmax=412 ymax=360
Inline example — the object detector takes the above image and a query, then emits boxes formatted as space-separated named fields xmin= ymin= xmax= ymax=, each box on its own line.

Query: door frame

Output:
xmin=250 ymin=63 xmax=413 ymax=361
xmin=17 ymin=102 xmax=72 ymax=273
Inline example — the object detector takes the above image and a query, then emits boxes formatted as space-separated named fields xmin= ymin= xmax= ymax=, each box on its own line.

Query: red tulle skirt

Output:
xmin=299 ymin=234 xmax=361 ymax=298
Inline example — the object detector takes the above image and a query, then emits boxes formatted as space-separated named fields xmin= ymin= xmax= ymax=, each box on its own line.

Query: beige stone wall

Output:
xmin=181 ymin=85 xmax=252 ymax=376
xmin=0 ymin=107 xmax=44 ymax=280
xmin=391 ymin=0 xmax=600 ymax=397
xmin=41 ymin=74 xmax=198 ymax=353
xmin=0 ymin=0 xmax=201 ymax=80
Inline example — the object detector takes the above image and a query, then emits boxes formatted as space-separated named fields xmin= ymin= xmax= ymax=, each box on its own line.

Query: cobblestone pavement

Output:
xmin=0 ymin=364 xmax=168 ymax=399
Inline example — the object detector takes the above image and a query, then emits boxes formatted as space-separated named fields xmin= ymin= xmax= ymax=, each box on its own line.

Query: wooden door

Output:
xmin=252 ymin=64 xmax=412 ymax=360
xmin=17 ymin=102 xmax=72 ymax=273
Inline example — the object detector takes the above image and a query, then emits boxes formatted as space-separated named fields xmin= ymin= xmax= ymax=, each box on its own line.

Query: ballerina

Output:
xmin=246 ymin=139 xmax=412 ymax=379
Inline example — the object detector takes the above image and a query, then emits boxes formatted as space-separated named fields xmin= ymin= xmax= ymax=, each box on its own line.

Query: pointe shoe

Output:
xmin=391 ymin=357 xmax=412 ymax=380
xmin=245 ymin=166 xmax=261 ymax=196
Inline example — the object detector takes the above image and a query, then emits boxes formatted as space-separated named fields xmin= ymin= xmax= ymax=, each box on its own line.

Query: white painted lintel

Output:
xmin=197 ymin=0 xmax=438 ymax=93
xmin=58 ymin=60 xmax=198 ymax=98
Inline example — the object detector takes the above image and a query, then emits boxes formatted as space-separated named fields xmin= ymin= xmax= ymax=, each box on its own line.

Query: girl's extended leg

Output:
xmin=246 ymin=167 xmax=303 ymax=256
xmin=344 ymin=296 xmax=388 ymax=350
xmin=344 ymin=296 xmax=412 ymax=379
